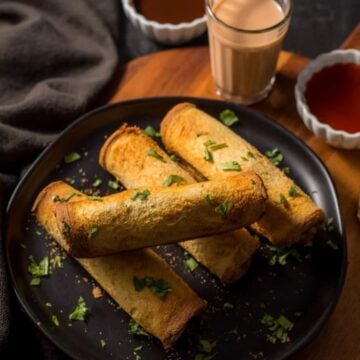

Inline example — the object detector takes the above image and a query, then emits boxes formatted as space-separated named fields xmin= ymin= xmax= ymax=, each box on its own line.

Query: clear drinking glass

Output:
xmin=206 ymin=0 xmax=293 ymax=105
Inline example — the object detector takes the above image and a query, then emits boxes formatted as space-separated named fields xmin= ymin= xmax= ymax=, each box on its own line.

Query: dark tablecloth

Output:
xmin=0 ymin=0 xmax=119 ymax=358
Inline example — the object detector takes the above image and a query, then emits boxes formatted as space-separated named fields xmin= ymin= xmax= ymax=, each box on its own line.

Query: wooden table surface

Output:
xmin=108 ymin=25 xmax=360 ymax=359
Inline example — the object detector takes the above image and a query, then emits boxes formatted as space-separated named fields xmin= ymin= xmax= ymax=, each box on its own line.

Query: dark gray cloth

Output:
xmin=0 ymin=0 xmax=119 ymax=358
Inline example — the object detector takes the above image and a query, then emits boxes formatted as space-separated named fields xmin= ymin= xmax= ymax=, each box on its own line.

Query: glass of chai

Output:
xmin=206 ymin=0 xmax=293 ymax=105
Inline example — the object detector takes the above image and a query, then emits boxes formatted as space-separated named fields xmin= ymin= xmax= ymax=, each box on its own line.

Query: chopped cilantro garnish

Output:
xmin=223 ymin=302 xmax=234 ymax=310
xmin=220 ymin=161 xmax=241 ymax=171
xmin=277 ymin=315 xmax=294 ymax=329
xmin=88 ymin=195 xmax=103 ymax=201
xmin=204 ymin=194 xmax=212 ymax=204
xmin=279 ymin=194 xmax=286 ymax=204
xmin=108 ymin=180 xmax=120 ymax=190
xmin=133 ymin=345 xmax=143 ymax=360
xmin=278 ymin=194 xmax=289 ymax=207
xmin=147 ymin=148 xmax=164 ymax=162
xmin=247 ymin=151 xmax=255 ymax=159
xmin=35 ymin=230 xmax=42 ymax=236
xmin=278 ymin=252 xmax=292 ymax=265
xmin=195 ymin=339 xmax=217 ymax=360
xmin=203 ymin=140 xmax=228 ymax=162
xmin=204 ymin=148 xmax=212 ymax=162
xmin=170 ymin=154 xmax=179 ymax=162
xmin=265 ymin=148 xmax=284 ymax=166
xmin=64 ymin=193 xmax=77 ymax=202
xmin=215 ymin=202 xmax=232 ymax=219
xmin=92 ymin=179 xmax=102 ymax=188
xmin=30 ymin=278 xmax=41 ymax=286
xmin=52 ymin=195 xmax=61 ymax=202
xmin=183 ymin=257 xmax=199 ymax=272
xmin=100 ymin=339 xmax=106 ymax=348
xmin=64 ymin=152 xmax=81 ymax=164
xmin=51 ymin=315 xmax=60 ymax=327
xmin=204 ymin=140 xmax=216 ymax=147
xmin=28 ymin=256 xmax=50 ymax=285
xmin=282 ymin=167 xmax=291 ymax=175
xmin=69 ymin=296 xmax=89 ymax=321
xmin=128 ymin=319 xmax=151 ymax=338
xmin=199 ymin=340 xmax=216 ymax=354
xmin=131 ymin=189 xmax=150 ymax=201
xmin=219 ymin=109 xmax=239 ymax=127
xmin=265 ymin=245 xmax=301 ymax=266
xmin=327 ymin=240 xmax=339 ymax=250
xmin=322 ymin=217 xmax=335 ymax=232
xmin=133 ymin=276 xmax=172 ymax=299
xmin=30 ymin=256 xmax=50 ymax=276
xmin=163 ymin=174 xmax=184 ymax=187
xmin=143 ymin=126 xmax=160 ymax=138
xmin=203 ymin=140 xmax=216 ymax=162
xmin=289 ymin=185 xmax=297 ymax=197
xmin=53 ymin=255 xmax=62 ymax=268
xmin=88 ymin=225 xmax=99 ymax=240
xmin=261 ymin=313 xmax=294 ymax=344
xmin=53 ymin=193 xmax=81 ymax=203
xmin=241 ymin=156 xmax=248 ymax=161
xmin=208 ymin=143 xmax=228 ymax=152
xmin=63 ymin=222 xmax=71 ymax=234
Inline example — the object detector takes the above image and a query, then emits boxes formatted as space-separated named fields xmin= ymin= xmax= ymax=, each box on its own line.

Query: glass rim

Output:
xmin=205 ymin=0 xmax=293 ymax=34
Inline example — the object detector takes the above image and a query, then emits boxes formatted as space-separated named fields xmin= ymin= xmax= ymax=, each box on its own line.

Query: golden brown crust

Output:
xmin=181 ymin=228 xmax=259 ymax=283
xmin=32 ymin=181 xmax=86 ymax=251
xmin=160 ymin=103 xmax=196 ymax=143
xmin=33 ymin=181 xmax=206 ymax=349
xmin=160 ymin=103 xmax=325 ymax=247
xmin=99 ymin=123 xmax=132 ymax=170
xmin=54 ymin=174 xmax=267 ymax=257
xmin=99 ymin=124 xmax=195 ymax=187
xmin=99 ymin=124 xmax=261 ymax=283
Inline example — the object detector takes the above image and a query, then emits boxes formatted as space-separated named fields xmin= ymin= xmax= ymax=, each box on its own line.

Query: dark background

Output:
xmin=119 ymin=0 xmax=359 ymax=63
xmin=4 ymin=0 xmax=359 ymax=359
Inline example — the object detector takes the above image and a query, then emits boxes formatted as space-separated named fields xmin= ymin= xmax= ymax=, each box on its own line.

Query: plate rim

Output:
xmin=4 ymin=96 xmax=348 ymax=360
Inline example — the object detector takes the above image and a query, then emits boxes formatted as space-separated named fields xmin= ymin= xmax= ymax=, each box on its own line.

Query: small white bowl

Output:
xmin=122 ymin=0 xmax=207 ymax=45
xmin=295 ymin=50 xmax=360 ymax=150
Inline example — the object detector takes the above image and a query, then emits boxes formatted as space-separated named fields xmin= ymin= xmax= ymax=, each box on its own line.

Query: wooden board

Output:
xmin=107 ymin=24 xmax=360 ymax=359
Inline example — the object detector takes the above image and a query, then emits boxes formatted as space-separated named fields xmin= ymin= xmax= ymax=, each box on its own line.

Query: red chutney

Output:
xmin=304 ymin=63 xmax=360 ymax=134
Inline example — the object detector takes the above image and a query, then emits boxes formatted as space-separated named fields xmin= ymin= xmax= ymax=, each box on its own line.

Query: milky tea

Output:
xmin=206 ymin=0 xmax=292 ymax=104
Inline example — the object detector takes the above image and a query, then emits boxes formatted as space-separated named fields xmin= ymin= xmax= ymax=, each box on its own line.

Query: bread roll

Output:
xmin=54 ymin=174 xmax=266 ymax=257
xmin=32 ymin=181 xmax=206 ymax=348
xmin=99 ymin=125 xmax=260 ymax=283
xmin=160 ymin=103 xmax=325 ymax=247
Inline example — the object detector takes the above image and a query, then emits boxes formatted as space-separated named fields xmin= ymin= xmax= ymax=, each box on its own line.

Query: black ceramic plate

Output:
xmin=5 ymin=97 xmax=346 ymax=360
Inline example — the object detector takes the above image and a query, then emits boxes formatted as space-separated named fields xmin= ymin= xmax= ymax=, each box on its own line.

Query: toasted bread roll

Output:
xmin=32 ymin=181 xmax=206 ymax=349
xmin=54 ymin=174 xmax=266 ymax=257
xmin=160 ymin=103 xmax=325 ymax=247
xmin=99 ymin=125 xmax=260 ymax=283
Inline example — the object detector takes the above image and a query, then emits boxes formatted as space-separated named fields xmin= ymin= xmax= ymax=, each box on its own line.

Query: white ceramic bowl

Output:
xmin=295 ymin=49 xmax=360 ymax=150
xmin=122 ymin=0 xmax=207 ymax=45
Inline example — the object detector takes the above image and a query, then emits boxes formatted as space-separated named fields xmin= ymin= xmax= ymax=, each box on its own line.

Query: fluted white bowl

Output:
xmin=122 ymin=0 xmax=207 ymax=45
xmin=295 ymin=50 xmax=360 ymax=150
